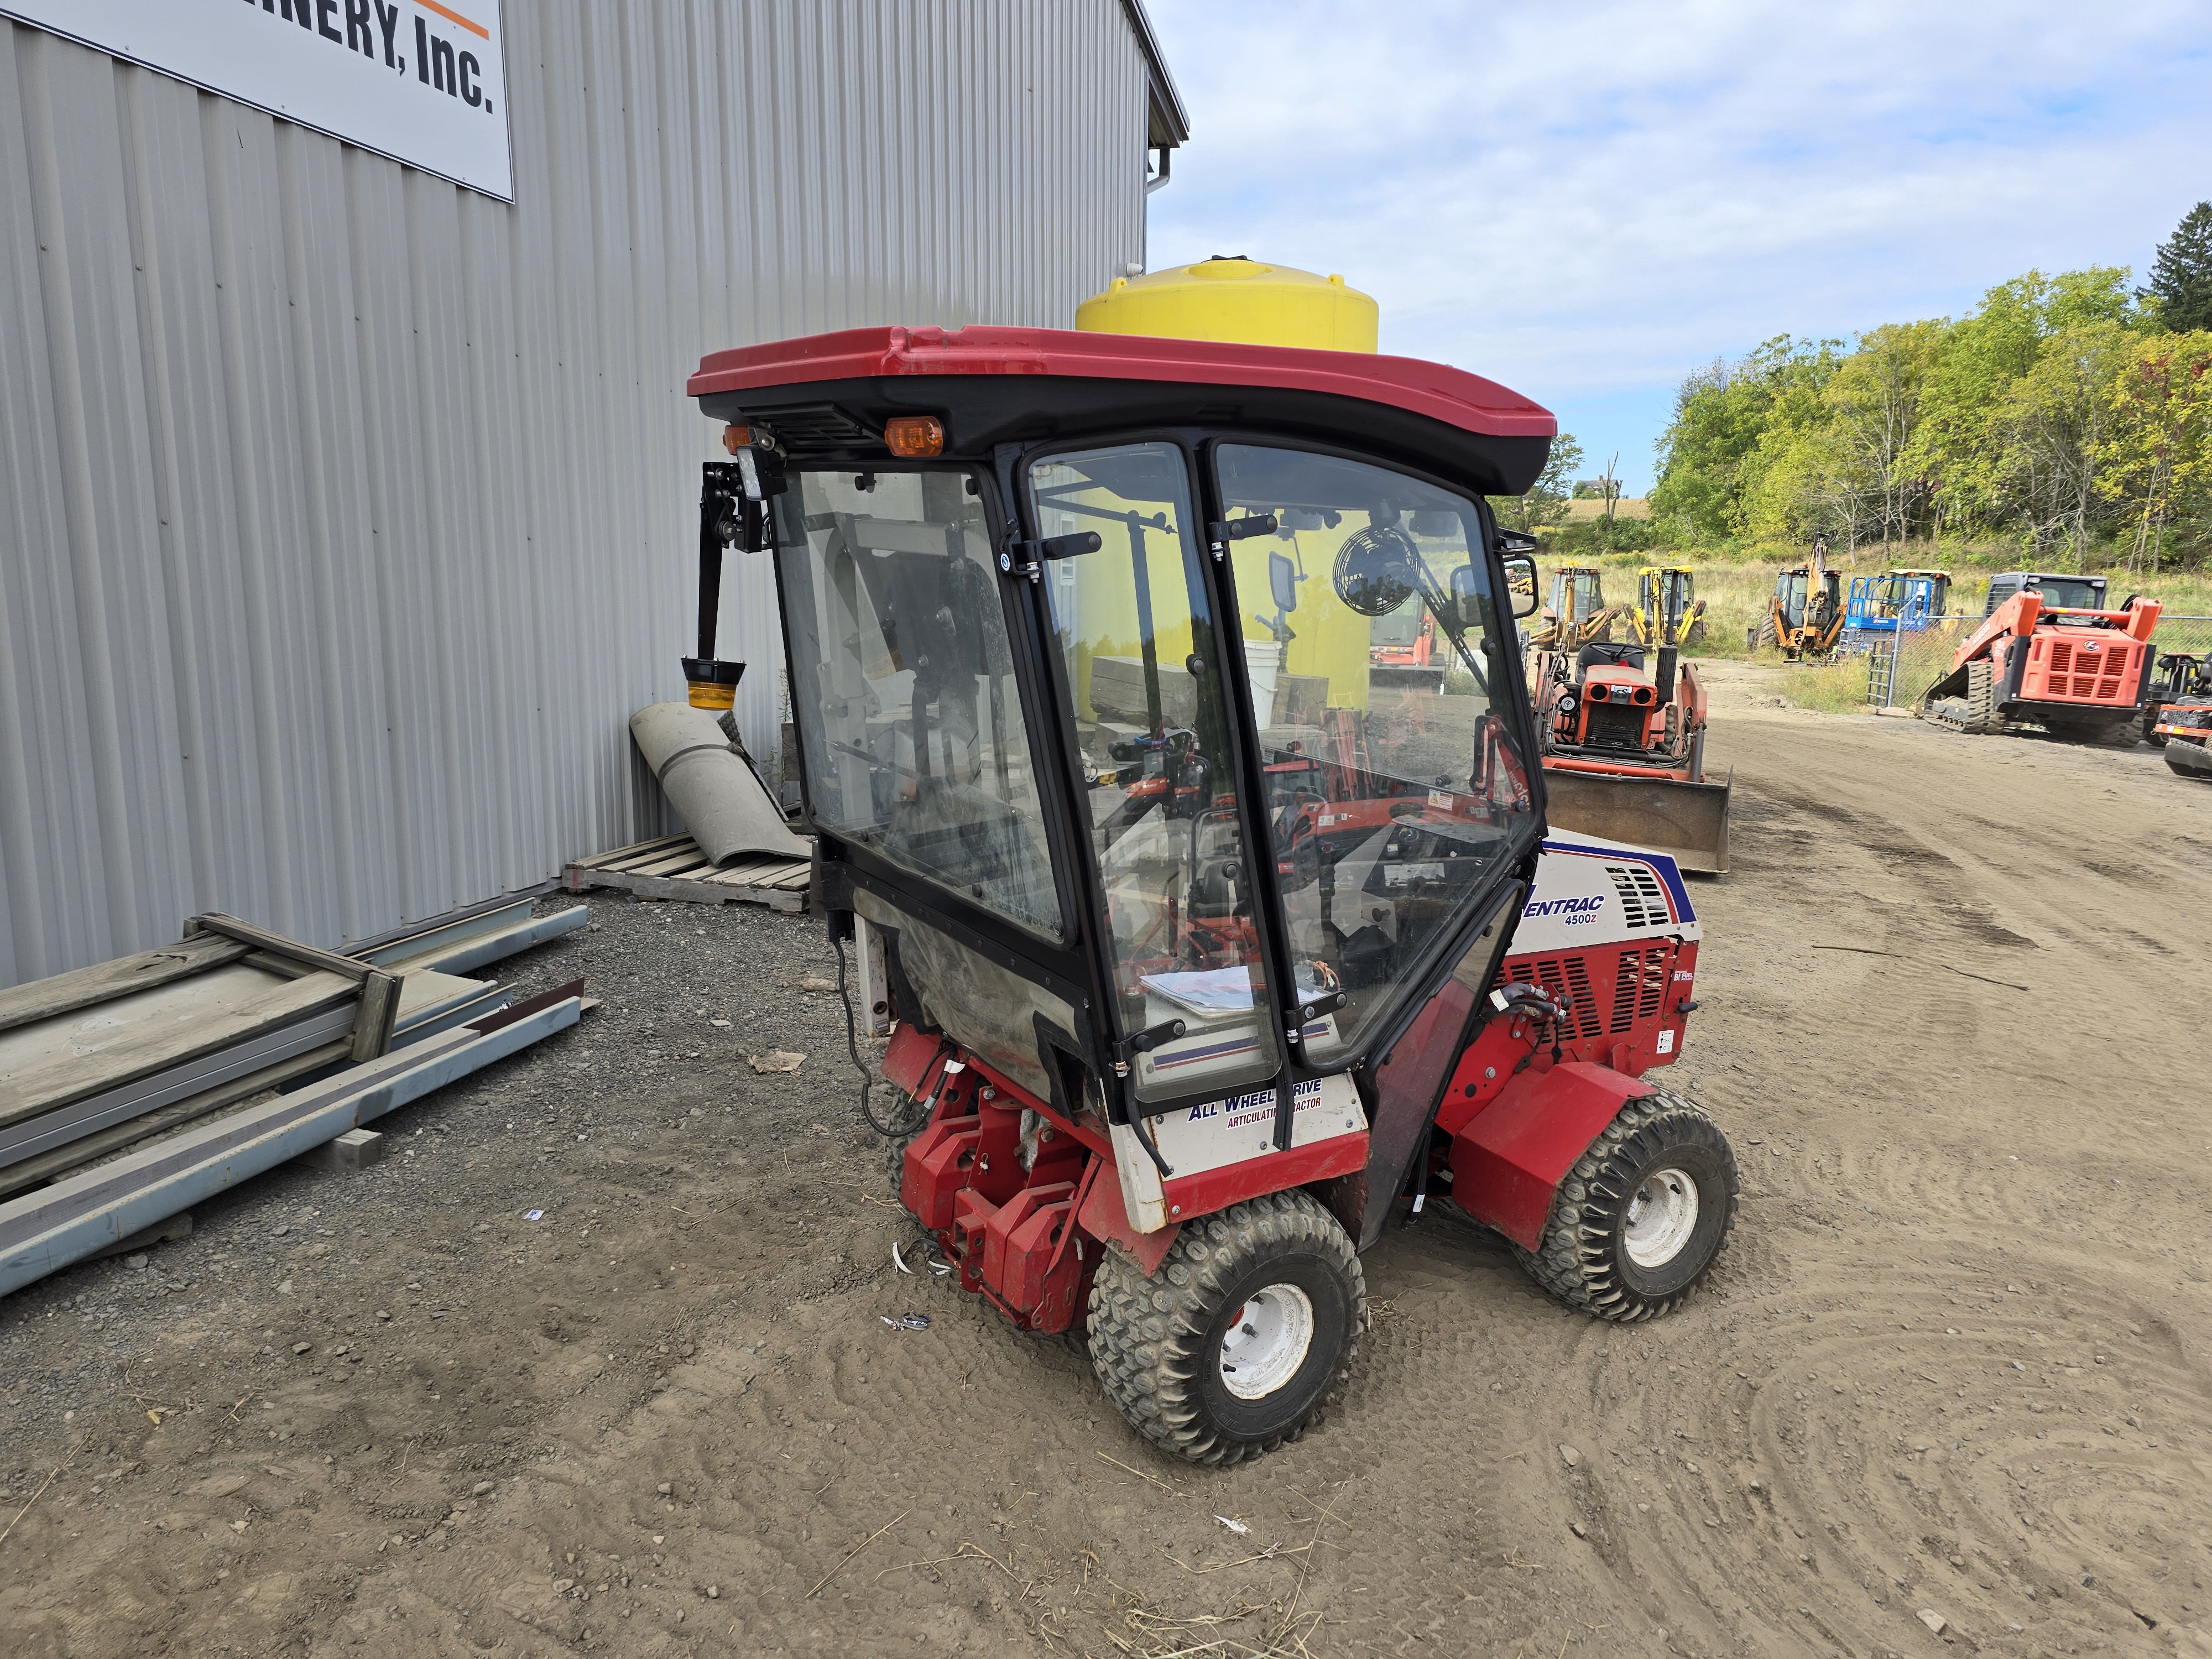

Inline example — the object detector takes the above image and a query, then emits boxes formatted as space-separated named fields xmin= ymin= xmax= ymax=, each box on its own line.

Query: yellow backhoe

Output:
xmin=1752 ymin=545 xmax=1844 ymax=660
xmin=1627 ymin=565 xmax=1707 ymax=648
xmin=1524 ymin=565 xmax=1616 ymax=650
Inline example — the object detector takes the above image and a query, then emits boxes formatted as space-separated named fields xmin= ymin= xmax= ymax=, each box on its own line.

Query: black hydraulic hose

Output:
xmin=832 ymin=936 xmax=927 ymax=1138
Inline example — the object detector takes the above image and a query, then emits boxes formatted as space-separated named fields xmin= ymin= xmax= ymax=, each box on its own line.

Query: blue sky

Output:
xmin=1141 ymin=1 xmax=2212 ymax=495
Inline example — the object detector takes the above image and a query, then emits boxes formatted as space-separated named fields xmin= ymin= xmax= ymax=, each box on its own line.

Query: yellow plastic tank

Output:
xmin=1076 ymin=257 xmax=1378 ymax=354
xmin=1073 ymin=258 xmax=1383 ymax=711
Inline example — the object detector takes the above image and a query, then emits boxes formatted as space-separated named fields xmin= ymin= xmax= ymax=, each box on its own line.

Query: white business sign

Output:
xmin=4 ymin=0 xmax=512 ymax=201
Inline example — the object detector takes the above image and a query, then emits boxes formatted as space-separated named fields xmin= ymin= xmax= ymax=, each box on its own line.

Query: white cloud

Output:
xmin=1144 ymin=0 xmax=2212 ymax=486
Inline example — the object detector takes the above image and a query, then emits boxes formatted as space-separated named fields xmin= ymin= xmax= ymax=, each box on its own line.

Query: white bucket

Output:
xmin=1243 ymin=638 xmax=1282 ymax=715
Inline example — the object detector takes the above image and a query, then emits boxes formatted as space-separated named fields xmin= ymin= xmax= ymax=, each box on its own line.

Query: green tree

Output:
xmin=1649 ymin=337 xmax=1840 ymax=544
xmin=1491 ymin=431 xmax=1584 ymax=533
xmin=2143 ymin=203 xmax=2212 ymax=333
xmin=2098 ymin=329 xmax=2212 ymax=571
xmin=1907 ymin=268 xmax=2139 ymax=535
xmin=1750 ymin=321 xmax=1945 ymax=554
xmin=1991 ymin=320 xmax=2132 ymax=567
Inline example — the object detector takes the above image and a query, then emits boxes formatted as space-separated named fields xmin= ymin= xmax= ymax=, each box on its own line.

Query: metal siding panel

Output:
xmin=0 ymin=2 xmax=1151 ymax=987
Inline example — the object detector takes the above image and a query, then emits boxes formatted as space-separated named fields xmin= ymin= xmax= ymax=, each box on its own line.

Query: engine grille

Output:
xmin=1498 ymin=938 xmax=1677 ymax=1042
xmin=1583 ymin=702 xmax=1647 ymax=750
xmin=2043 ymin=639 xmax=2136 ymax=702
xmin=1604 ymin=863 xmax=1671 ymax=928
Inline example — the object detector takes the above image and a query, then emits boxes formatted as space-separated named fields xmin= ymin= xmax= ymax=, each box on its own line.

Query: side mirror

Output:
xmin=1501 ymin=554 xmax=1540 ymax=618
xmin=1449 ymin=564 xmax=1483 ymax=628
xmin=1269 ymin=550 xmax=1299 ymax=615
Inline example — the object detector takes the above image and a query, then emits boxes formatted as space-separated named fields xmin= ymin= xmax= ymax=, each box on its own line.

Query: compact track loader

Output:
xmin=1530 ymin=640 xmax=1730 ymax=873
xmin=1919 ymin=571 xmax=2161 ymax=744
xmin=679 ymin=260 xmax=1740 ymax=1465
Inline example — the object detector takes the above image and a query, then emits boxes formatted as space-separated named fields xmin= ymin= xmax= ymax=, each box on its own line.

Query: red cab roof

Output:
xmin=687 ymin=325 xmax=1556 ymax=440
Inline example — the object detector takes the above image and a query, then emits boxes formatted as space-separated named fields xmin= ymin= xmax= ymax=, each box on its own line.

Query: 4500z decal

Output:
xmin=1522 ymin=894 xmax=1605 ymax=926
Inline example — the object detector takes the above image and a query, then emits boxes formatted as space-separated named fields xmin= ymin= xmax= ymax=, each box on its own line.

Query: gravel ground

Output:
xmin=3 ymin=676 xmax=2209 ymax=1658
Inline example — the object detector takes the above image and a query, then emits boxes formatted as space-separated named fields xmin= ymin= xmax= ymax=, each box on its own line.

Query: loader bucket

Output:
xmin=1540 ymin=765 xmax=1733 ymax=874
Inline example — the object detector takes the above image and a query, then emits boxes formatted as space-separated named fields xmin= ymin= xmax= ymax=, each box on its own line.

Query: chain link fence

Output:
xmin=1863 ymin=615 xmax=2212 ymax=709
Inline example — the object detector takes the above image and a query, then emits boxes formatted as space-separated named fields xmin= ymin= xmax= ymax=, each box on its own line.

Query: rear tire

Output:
xmin=1514 ymin=1089 xmax=1739 ymax=1322
xmin=1754 ymin=617 xmax=1780 ymax=653
xmin=2142 ymin=703 xmax=2168 ymax=748
xmin=881 ymin=1092 xmax=928 ymax=1202
xmin=1087 ymin=1190 xmax=1363 ymax=1465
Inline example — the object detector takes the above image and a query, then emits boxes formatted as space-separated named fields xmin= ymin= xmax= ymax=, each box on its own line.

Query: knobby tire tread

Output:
xmin=1512 ymin=1088 xmax=1739 ymax=1323
xmin=1086 ymin=1190 xmax=1363 ymax=1467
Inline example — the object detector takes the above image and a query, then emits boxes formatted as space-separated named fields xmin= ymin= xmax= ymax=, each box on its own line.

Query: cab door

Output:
xmin=1019 ymin=441 xmax=1290 ymax=1138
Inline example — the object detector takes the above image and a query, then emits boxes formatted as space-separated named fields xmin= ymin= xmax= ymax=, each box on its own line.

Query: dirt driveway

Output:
xmin=3 ymin=662 xmax=2210 ymax=1658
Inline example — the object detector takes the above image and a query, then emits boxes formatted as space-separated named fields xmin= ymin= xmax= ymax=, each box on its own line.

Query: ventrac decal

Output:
xmin=1521 ymin=894 xmax=1606 ymax=925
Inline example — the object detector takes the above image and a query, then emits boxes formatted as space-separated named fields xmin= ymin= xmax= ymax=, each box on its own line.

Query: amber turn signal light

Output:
xmin=721 ymin=423 xmax=752 ymax=454
xmin=681 ymin=656 xmax=744 ymax=711
xmin=884 ymin=415 xmax=945 ymax=458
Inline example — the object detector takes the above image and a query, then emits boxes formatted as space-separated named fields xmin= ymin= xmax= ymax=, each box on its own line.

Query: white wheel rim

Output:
xmin=1218 ymin=1284 xmax=1316 ymax=1400
xmin=1623 ymin=1167 xmax=1700 ymax=1269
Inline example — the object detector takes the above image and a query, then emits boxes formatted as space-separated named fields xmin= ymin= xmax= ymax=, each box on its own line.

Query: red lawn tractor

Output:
xmin=682 ymin=325 xmax=1739 ymax=1463
xmin=1920 ymin=571 xmax=2162 ymax=742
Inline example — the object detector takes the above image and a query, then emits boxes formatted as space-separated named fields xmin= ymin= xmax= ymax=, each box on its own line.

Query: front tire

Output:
xmin=1087 ymin=1191 xmax=1363 ymax=1465
xmin=1515 ymin=1090 xmax=1739 ymax=1321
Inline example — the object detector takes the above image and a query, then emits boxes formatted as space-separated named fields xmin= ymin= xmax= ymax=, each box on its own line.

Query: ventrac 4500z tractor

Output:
xmin=679 ymin=285 xmax=1739 ymax=1465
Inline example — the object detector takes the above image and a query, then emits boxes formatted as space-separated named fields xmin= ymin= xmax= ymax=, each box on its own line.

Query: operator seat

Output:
xmin=1575 ymin=641 xmax=1646 ymax=682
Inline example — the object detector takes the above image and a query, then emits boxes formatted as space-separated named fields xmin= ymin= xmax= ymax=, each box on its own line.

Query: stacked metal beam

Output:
xmin=0 ymin=899 xmax=585 ymax=1296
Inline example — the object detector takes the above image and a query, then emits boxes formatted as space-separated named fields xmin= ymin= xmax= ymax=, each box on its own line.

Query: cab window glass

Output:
xmin=1217 ymin=444 xmax=1536 ymax=1055
xmin=775 ymin=467 xmax=1062 ymax=940
xmin=1029 ymin=442 xmax=1281 ymax=1103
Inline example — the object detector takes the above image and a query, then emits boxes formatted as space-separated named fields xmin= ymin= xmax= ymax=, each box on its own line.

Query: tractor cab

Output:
xmin=1550 ymin=566 xmax=1607 ymax=627
xmin=679 ymin=309 xmax=1738 ymax=1468
xmin=1984 ymin=571 xmax=2110 ymax=625
xmin=1530 ymin=565 xmax=1612 ymax=649
xmin=1773 ymin=566 xmax=1840 ymax=630
xmin=686 ymin=324 xmax=1550 ymax=1226
xmin=1846 ymin=568 xmax=1951 ymax=630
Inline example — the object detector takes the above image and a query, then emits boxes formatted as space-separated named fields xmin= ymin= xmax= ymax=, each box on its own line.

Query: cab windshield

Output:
xmin=1216 ymin=444 xmax=1535 ymax=1056
xmin=774 ymin=467 xmax=1062 ymax=940
xmin=2031 ymin=577 xmax=2106 ymax=614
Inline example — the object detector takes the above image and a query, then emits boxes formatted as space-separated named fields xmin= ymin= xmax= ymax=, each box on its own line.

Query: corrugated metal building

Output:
xmin=0 ymin=1 xmax=1187 ymax=989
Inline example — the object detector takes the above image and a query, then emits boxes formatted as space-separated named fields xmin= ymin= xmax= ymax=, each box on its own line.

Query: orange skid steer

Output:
xmin=1919 ymin=571 xmax=2160 ymax=743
